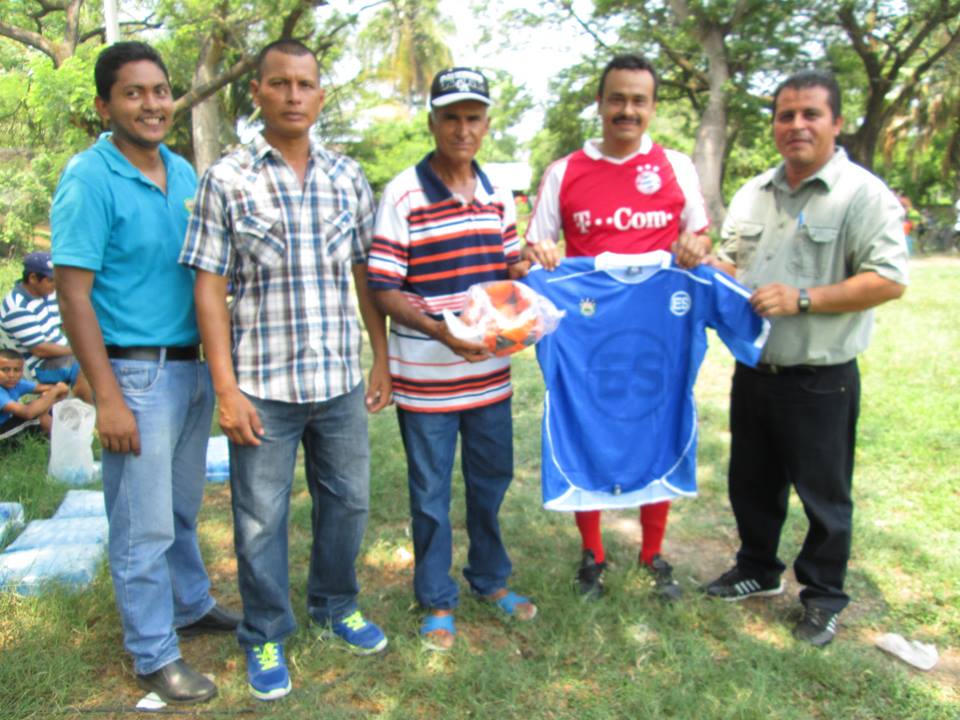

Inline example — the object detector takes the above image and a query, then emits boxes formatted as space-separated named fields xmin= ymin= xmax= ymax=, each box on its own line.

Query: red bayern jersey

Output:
xmin=528 ymin=136 xmax=709 ymax=257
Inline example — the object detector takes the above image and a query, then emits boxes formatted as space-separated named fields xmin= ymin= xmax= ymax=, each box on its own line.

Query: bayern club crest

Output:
xmin=635 ymin=164 xmax=662 ymax=195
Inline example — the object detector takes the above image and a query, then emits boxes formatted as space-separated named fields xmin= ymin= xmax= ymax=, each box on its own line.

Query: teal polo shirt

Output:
xmin=51 ymin=133 xmax=200 ymax=347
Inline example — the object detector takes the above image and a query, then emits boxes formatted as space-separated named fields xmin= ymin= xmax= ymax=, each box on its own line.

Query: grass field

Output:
xmin=0 ymin=257 xmax=958 ymax=719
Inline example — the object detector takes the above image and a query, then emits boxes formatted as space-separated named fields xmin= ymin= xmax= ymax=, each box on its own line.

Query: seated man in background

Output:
xmin=0 ymin=348 xmax=68 ymax=439
xmin=1 ymin=252 xmax=92 ymax=403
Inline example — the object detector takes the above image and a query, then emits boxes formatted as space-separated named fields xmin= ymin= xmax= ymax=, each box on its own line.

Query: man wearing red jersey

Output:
xmin=523 ymin=54 xmax=711 ymax=600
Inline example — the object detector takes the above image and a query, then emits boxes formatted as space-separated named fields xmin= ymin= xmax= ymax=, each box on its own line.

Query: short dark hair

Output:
xmin=95 ymin=42 xmax=169 ymax=101
xmin=256 ymin=39 xmax=316 ymax=79
xmin=0 ymin=349 xmax=23 ymax=362
xmin=772 ymin=69 xmax=842 ymax=120
xmin=598 ymin=54 xmax=659 ymax=101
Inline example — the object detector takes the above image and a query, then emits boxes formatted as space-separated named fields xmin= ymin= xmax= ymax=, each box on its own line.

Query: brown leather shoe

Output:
xmin=136 ymin=658 xmax=217 ymax=704
xmin=177 ymin=603 xmax=241 ymax=638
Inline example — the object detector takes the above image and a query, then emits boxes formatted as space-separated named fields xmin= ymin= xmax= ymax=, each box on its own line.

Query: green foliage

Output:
xmin=876 ymin=137 xmax=955 ymax=206
xmin=0 ymin=1 xmax=360 ymax=251
xmin=0 ymin=435 xmax=71 ymax=522
xmin=357 ymin=0 xmax=455 ymax=107
xmin=869 ymin=28 xmax=960 ymax=203
xmin=344 ymin=71 xmax=533 ymax=193
xmin=591 ymin=0 xmax=810 ymax=205
xmin=810 ymin=0 xmax=960 ymax=184
xmin=345 ymin=111 xmax=434 ymax=193
xmin=528 ymin=59 xmax=601 ymax=191
xmin=522 ymin=0 xmax=959 ymax=209
xmin=520 ymin=0 xmax=792 ymax=198
xmin=479 ymin=70 xmax=534 ymax=164
xmin=23 ymin=47 xmax=102 ymax=147
xmin=0 ymin=254 xmax=23 ymax=292
xmin=156 ymin=0 xmax=349 ymax=109
xmin=0 ymin=157 xmax=54 ymax=254
xmin=0 ymin=44 xmax=101 ymax=254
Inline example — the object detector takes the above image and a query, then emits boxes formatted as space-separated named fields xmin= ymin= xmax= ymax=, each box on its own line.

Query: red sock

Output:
xmin=639 ymin=501 xmax=670 ymax=565
xmin=575 ymin=510 xmax=604 ymax=564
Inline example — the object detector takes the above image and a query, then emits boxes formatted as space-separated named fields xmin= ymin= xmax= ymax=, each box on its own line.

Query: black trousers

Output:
xmin=728 ymin=359 xmax=860 ymax=613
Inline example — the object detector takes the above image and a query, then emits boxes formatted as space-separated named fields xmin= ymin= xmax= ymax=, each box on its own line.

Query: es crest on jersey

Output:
xmin=635 ymin=164 xmax=663 ymax=195
xmin=579 ymin=298 xmax=597 ymax=316
xmin=669 ymin=291 xmax=692 ymax=316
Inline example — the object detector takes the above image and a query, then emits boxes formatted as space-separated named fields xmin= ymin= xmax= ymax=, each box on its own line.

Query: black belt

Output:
xmin=750 ymin=362 xmax=822 ymax=376
xmin=105 ymin=345 xmax=200 ymax=361
xmin=749 ymin=361 xmax=854 ymax=376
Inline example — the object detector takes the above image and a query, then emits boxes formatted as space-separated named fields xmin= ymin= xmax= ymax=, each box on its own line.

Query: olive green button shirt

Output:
xmin=719 ymin=148 xmax=909 ymax=366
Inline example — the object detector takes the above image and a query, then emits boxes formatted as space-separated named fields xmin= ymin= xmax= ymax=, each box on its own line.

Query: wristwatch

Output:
xmin=797 ymin=288 xmax=811 ymax=314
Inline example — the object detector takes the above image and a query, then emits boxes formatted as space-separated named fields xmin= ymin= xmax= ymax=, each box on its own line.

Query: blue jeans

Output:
xmin=34 ymin=358 xmax=80 ymax=386
xmin=229 ymin=383 xmax=370 ymax=648
xmin=396 ymin=398 xmax=514 ymax=610
xmin=101 ymin=356 xmax=215 ymax=675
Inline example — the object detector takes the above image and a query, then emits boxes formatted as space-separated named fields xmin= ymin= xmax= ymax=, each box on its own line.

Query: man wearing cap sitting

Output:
xmin=367 ymin=67 xmax=536 ymax=652
xmin=1 ymin=251 xmax=92 ymax=403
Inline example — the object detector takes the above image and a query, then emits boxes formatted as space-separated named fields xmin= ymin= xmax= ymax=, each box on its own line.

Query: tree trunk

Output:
xmin=690 ymin=24 xmax=730 ymax=227
xmin=191 ymin=35 xmax=225 ymax=175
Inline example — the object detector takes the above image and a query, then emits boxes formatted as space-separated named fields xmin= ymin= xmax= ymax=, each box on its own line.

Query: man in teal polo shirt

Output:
xmin=52 ymin=42 xmax=238 ymax=705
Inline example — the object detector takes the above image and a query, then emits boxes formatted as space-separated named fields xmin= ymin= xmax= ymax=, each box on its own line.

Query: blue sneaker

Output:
xmin=326 ymin=610 xmax=388 ymax=655
xmin=245 ymin=642 xmax=291 ymax=701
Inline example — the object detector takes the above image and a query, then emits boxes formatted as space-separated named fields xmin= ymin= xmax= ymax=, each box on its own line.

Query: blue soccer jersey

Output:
xmin=522 ymin=251 xmax=768 ymax=511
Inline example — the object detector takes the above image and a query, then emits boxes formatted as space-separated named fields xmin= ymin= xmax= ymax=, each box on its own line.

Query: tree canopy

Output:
xmin=519 ymin=0 xmax=960 ymax=222
xmin=0 ymin=0 xmax=958 ymax=254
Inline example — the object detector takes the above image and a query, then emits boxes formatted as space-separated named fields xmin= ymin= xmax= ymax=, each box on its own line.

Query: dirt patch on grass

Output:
xmin=927 ymin=648 xmax=960 ymax=701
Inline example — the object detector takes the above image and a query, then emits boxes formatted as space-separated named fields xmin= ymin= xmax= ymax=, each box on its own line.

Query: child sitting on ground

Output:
xmin=0 ymin=348 xmax=69 ymax=439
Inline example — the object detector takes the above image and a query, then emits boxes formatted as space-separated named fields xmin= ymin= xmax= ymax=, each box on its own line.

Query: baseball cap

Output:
xmin=429 ymin=67 xmax=492 ymax=108
xmin=23 ymin=252 xmax=53 ymax=279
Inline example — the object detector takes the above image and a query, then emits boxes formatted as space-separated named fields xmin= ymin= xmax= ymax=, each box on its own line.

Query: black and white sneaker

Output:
xmin=703 ymin=566 xmax=784 ymax=601
xmin=575 ymin=549 xmax=607 ymax=600
xmin=793 ymin=605 xmax=839 ymax=647
xmin=644 ymin=555 xmax=683 ymax=601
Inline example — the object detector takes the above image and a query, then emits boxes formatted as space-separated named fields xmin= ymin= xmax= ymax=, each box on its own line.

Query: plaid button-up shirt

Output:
xmin=180 ymin=134 xmax=376 ymax=403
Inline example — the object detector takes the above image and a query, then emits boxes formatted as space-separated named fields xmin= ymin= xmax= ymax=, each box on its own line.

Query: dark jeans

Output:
xmin=396 ymin=398 xmax=515 ymax=610
xmin=728 ymin=360 xmax=860 ymax=613
xmin=229 ymin=383 xmax=370 ymax=647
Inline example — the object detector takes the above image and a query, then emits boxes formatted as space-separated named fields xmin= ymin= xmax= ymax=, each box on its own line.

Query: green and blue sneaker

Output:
xmin=245 ymin=642 xmax=291 ymax=701
xmin=325 ymin=610 xmax=388 ymax=655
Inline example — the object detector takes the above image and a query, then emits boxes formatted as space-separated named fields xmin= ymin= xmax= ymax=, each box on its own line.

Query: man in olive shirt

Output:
xmin=703 ymin=70 xmax=908 ymax=646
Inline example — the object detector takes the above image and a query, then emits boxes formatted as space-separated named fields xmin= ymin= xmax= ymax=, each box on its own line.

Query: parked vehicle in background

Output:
xmin=914 ymin=206 xmax=960 ymax=254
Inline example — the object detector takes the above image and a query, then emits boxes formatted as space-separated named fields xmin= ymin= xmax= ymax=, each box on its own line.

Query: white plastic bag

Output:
xmin=442 ymin=280 xmax=565 ymax=357
xmin=48 ymin=399 xmax=96 ymax=485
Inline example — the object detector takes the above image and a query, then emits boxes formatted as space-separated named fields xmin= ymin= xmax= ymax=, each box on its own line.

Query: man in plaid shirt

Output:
xmin=180 ymin=39 xmax=390 ymax=701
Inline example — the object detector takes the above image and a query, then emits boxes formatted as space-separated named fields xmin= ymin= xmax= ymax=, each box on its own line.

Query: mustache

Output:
xmin=612 ymin=115 xmax=642 ymax=124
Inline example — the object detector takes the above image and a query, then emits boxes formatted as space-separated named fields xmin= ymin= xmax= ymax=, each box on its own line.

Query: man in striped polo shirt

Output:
xmin=0 ymin=252 xmax=92 ymax=402
xmin=368 ymin=67 xmax=536 ymax=652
